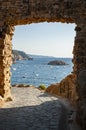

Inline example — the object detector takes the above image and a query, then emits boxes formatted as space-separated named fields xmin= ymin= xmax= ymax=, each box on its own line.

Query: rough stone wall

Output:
xmin=0 ymin=0 xmax=86 ymax=129
xmin=0 ymin=24 xmax=14 ymax=101
xmin=46 ymin=74 xmax=78 ymax=104
xmin=73 ymin=21 xmax=86 ymax=129
xmin=0 ymin=0 xmax=85 ymax=26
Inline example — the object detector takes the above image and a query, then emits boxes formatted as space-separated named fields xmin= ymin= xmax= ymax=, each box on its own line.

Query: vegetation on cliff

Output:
xmin=12 ymin=50 xmax=33 ymax=63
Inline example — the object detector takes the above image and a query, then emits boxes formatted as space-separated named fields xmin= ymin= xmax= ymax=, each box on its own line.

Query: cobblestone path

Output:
xmin=0 ymin=87 xmax=80 ymax=130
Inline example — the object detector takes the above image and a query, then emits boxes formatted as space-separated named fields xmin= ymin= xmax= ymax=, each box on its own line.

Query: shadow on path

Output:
xmin=0 ymin=100 xmax=68 ymax=130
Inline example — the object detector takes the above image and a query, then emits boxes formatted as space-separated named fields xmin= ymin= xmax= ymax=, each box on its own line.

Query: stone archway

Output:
xmin=0 ymin=1 xmax=86 ymax=129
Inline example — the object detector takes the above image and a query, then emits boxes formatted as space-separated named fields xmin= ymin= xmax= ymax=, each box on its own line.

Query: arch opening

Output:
xmin=0 ymin=1 xmax=85 ymax=128
xmin=11 ymin=22 xmax=76 ymax=88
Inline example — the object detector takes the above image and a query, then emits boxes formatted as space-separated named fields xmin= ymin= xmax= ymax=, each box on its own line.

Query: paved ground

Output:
xmin=0 ymin=86 xmax=81 ymax=130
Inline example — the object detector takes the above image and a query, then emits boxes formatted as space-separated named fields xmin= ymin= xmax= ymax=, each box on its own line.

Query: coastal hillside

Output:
xmin=12 ymin=50 xmax=33 ymax=63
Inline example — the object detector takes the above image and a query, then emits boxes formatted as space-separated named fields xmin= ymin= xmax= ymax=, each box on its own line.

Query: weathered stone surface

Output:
xmin=46 ymin=74 xmax=78 ymax=104
xmin=73 ymin=23 xmax=86 ymax=129
xmin=0 ymin=0 xmax=86 ymax=129
xmin=0 ymin=96 xmax=4 ymax=107
xmin=0 ymin=25 xmax=14 ymax=101
xmin=77 ymin=70 xmax=86 ymax=98
xmin=76 ymin=70 xmax=86 ymax=129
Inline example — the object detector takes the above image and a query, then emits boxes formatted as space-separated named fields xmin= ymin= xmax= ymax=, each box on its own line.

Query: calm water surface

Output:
xmin=11 ymin=57 xmax=73 ymax=87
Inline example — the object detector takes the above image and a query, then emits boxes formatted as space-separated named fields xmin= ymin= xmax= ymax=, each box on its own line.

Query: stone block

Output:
xmin=0 ymin=96 xmax=4 ymax=107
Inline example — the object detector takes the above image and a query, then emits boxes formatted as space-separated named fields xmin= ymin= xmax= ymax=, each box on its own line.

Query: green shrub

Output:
xmin=38 ymin=84 xmax=46 ymax=90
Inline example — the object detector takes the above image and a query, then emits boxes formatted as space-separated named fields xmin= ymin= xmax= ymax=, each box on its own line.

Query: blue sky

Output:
xmin=12 ymin=22 xmax=76 ymax=57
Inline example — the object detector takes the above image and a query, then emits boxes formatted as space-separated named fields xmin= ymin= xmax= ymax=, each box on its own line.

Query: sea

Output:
xmin=11 ymin=56 xmax=73 ymax=87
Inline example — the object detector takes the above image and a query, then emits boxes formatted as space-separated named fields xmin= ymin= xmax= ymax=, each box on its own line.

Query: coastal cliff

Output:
xmin=12 ymin=50 xmax=33 ymax=63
